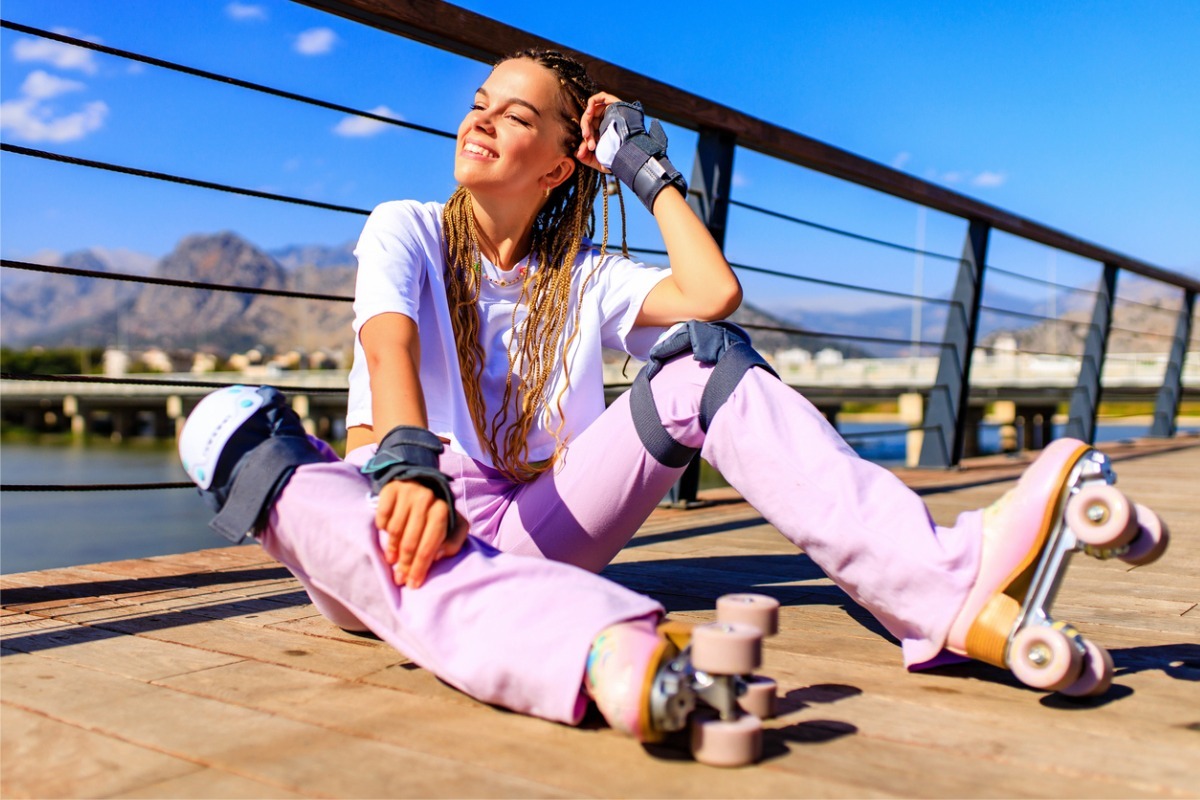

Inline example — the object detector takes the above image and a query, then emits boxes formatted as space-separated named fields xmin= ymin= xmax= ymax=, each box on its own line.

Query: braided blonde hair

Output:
xmin=443 ymin=50 xmax=628 ymax=482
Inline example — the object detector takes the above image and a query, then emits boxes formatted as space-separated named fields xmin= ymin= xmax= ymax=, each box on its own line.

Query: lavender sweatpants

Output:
xmin=261 ymin=356 xmax=982 ymax=725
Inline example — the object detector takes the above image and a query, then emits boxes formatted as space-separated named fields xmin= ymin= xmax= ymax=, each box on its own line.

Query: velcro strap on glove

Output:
xmin=599 ymin=101 xmax=687 ymax=212
xmin=361 ymin=425 xmax=457 ymax=530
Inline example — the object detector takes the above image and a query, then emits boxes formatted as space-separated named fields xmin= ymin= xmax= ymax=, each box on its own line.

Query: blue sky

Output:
xmin=2 ymin=0 xmax=1197 ymax=321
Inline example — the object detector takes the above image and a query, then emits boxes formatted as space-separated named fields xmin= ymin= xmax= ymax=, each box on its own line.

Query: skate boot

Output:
xmin=947 ymin=438 xmax=1169 ymax=696
xmin=586 ymin=594 xmax=781 ymax=767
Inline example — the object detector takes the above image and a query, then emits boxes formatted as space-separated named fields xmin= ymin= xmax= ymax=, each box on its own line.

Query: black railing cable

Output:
xmin=728 ymin=261 xmax=959 ymax=308
xmin=1 ymin=259 xmax=354 ymax=302
xmin=0 ymin=20 xmax=456 ymax=141
xmin=2 ymin=482 xmax=193 ymax=492
xmin=1107 ymin=325 xmax=1187 ymax=341
xmin=985 ymin=265 xmax=1101 ymax=297
xmin=0 ymin=372 xmax=349 ymax=394
xmin=729 ymin=198 xmax=963 ymax=264
xmin=2 ymin=143 xmax=371 ymax=216
xmin=979 ymin=304 xmax=1094 ymax=327
xmin=737 ymin=322 xmax=947 ymax=351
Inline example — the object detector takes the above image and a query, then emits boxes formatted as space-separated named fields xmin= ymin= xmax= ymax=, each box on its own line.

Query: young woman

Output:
xmin=181 ymin=49 xmax=1165 ymax=761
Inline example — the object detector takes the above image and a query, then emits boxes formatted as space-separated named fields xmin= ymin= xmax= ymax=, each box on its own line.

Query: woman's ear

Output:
xmin=542 ymin=155 xmax=576 ymax=192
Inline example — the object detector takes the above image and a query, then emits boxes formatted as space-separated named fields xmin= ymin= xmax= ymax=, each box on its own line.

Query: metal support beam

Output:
xmin=1149 ymin=288 xmax=1196 ymax=437
xmin=919 ymin=220 xmax=989 ymax=467
xmin=667 ymin=127 xmax=736 ymax=506
xmin=1065 ymin=263 xmax=1118 ymax=443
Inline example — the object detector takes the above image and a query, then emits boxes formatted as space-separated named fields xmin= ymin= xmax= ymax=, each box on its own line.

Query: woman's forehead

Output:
xmin=480 ymin=58 xmax=560 ymax=107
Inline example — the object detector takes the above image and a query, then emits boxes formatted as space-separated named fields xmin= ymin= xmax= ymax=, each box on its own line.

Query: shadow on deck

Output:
xmin=3 ymin=438 xmax=1198 ymax=798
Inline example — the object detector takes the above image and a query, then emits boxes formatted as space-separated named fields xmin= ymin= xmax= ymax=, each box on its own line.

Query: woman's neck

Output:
xmin=468 ymin=193 xmax=540 ymax=269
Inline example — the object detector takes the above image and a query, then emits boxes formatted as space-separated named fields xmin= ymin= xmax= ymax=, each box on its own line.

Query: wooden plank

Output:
xmin=2 ymin=440 xmax=1197 ymax=798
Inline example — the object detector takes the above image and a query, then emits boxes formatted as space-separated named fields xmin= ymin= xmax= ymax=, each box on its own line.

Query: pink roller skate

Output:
xmin=587 ymin=594 xmax=781 ymax=767
xmin=947 ymin=438 xmax=1169 ymax=696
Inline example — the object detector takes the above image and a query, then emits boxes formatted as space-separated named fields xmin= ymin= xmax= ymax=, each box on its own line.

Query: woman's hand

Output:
xmin=376 ymin=479 xmax=469 ymax=589
xmin=576 ymin=91 xmax=623 ymax=171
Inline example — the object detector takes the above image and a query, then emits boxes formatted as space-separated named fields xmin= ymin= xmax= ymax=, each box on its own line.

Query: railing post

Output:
xmin=1065 ymin=262 xmax=1118 ymax=443
xmin=918 ymin=219 xmax=989 ymax=468
xmin=1149 ymin=288 xmax=1196 ymax=437
xmin=666 ymin=126 xmax=736 ymax=506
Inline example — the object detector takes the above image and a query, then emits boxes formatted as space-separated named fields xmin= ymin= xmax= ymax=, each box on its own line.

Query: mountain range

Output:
xmin=1 ymin=232 xmax=1186 ymax=360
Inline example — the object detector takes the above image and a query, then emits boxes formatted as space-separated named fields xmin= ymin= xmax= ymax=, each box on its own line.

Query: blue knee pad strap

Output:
xmin=210 ymin=434 xmax=325 ymax=543
xmin=629 ymin=321 xmax=778 ymax=467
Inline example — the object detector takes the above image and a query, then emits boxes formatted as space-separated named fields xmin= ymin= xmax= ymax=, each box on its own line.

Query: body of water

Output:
xmin=0 ymin=421 xmax=1189 ymax=574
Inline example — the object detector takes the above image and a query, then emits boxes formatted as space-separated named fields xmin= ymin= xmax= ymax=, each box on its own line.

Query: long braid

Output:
xmin=444 ymin=50 xmax=625 ymax=482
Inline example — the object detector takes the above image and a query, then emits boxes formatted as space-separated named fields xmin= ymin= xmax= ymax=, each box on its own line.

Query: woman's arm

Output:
xmin=635 ymin=187 xmax=742 ymax=326
xmin=358 ymin=312 xmax=466 ymax=589
xmin=577 ymin=94 xmax=742 ymax=327
xmin=359 ymin=312 xmax=427 ymax=437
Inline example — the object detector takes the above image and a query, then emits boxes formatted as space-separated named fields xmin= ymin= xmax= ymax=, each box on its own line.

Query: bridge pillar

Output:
xmin=1149 ymin=288 xmax=1195 ymax=437
xmin=1017 ymin=405 xmax=1057 ymax=451
xmin=919 ymin=220 xmax=989 ymax=467
xmin=165 ymin=395 xmax=185 ymax=438
xmin=899 ymin=392 xmax=925 ymax=467
xmin=1065 ymin=262 xmax=1118 ymax=443
xmin=665 ymin=125 xmax=737 ymax=507
xmin=64 ymin=395 xmax=87 ymax=438
xmin=992 ymin=400 xmax=1018 ymax=453
xmin=291 ymin=394 xmax=315 ymax=436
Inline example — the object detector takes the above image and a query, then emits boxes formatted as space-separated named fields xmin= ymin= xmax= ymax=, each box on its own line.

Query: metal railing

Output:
xmin=1 ymin=2 xmax=1197 ymax=504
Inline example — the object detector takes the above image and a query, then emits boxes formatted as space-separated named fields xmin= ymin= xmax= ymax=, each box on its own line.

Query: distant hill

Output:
xmin=3 ymin=233 xmax=1184 ymax=360
xmin=1 ymin=232 xmax=356 ymax=356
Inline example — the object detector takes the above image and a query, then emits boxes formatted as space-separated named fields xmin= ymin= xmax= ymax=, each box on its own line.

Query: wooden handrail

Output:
xmin=295 ymin=0 xmax=1199 ymax=293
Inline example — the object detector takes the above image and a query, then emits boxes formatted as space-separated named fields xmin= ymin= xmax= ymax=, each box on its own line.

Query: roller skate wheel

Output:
xmin=1121 ymin=504 xmax=1170 ymax=566
xmin=1066 ymin=485 xmax=1137 ymax=548
xmin=1009 ymin=626 xmax=1083 ymax=692
xmin=717 ymin=594 xmax=780 ymax=636
xmin=739 ymin=676 xmax=778 ymax=720
xmin=690 ymin=710 xmax=763 ymax=767
xmin=691 ymin=622 xmax=762 ymax=675
xmin=1060 ymin=639 xmax=1114 ymax=698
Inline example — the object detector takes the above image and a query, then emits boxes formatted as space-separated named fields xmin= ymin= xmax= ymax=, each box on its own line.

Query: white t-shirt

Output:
xmin=348 ymin=200 xmax=671 ymax=467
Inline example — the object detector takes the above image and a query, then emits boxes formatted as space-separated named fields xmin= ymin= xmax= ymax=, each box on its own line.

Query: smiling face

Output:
xmin=453 ymin=58 xmax=576 ymax=203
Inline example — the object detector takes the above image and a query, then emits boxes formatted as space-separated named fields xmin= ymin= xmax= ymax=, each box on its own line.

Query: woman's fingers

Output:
xmin=375 ymin=480 xmax=461 ymax=588
xmin=403 ymin=501 xmax=450 ymax=589
xmin=578 ymin=91 xmax=622 ymax=159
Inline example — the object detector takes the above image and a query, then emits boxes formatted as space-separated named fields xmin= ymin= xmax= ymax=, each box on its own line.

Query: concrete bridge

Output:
xmin=4 ymin=347 xmax=1194 ymax=465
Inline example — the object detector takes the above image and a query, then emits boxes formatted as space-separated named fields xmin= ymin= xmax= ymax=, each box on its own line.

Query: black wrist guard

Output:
xmin=600 ymin=101 xmax=688 ymax=212
xmin=361 ymin=426 xmax=457 ymax=530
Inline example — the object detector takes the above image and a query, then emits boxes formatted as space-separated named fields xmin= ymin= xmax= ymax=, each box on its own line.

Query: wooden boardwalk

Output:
xmin=3 ymin=439 xmax=1198 ymax=798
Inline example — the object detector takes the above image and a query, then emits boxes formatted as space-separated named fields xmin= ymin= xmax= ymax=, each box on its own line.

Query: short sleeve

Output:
xmin=591 ymin=250 xmax=672 ymax=357
xmin=352 ymin=201 xmax=431 ymax=336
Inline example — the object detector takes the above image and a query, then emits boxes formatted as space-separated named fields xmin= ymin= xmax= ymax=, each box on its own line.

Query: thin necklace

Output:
xmin=474 ymin=246 xmax=529 ymax=287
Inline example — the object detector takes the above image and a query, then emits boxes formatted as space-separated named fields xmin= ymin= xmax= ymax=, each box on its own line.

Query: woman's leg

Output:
xmin=481 ymin=356 xmax=981 ymax=667
xmin=259 ymin=458 xmax=663 ymax=725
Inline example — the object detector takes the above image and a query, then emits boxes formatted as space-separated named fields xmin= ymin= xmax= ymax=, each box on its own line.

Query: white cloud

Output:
xmin=226 ymin=2 xmax=268 ymax=21
xmin=731 ymin=170 xmax=750 ymax=188
xmin=972 ymin=170 xmax=1007 ymax=188
xmin=940 ymin=171 xmax=964 ymax=185
xmin=1 ymin=65 xmax=107 ymax=143
xmin=13 ymin=34 xmax=99 ymax=75
xmin=891 ymin=151 xmax=912 ymax=170
xmin=334 ymin=105 xmax=403 ymax=137
xmin=0 ymin=97 xmax=108 ymax=143
xmin=21 ymin=70 xmax=85 ymax=100
xmin=295 ymin=27 xmax=338 ymax=56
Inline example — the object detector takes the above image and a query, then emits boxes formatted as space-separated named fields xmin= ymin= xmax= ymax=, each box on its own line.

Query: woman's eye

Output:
xmin=469 ymin=103 xmax=485 ymax=111
xmin=507 ymin=114 xmax=530 ymax=127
